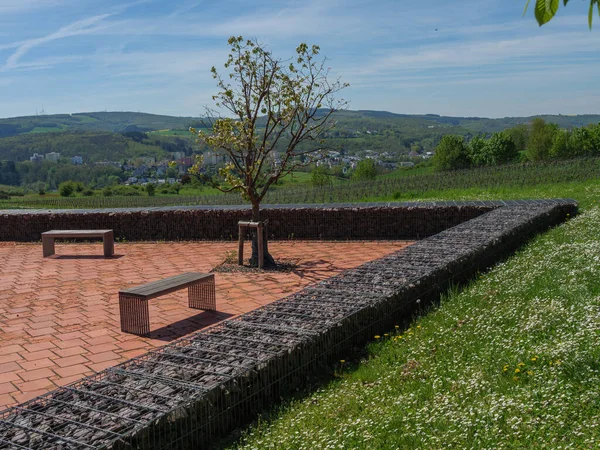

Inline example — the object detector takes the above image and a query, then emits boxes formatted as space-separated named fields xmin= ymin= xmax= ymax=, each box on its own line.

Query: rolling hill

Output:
xmin=0 ymin=109 xmax=599 ymax=163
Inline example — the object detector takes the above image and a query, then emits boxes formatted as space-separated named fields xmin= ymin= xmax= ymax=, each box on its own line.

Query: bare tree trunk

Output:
xmin=249 ymin=202 xmax=276 ymax=267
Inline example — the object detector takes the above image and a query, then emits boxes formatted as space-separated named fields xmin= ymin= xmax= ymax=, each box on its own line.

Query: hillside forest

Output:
xmin=0 ymin=110 xmax=599 ymax=192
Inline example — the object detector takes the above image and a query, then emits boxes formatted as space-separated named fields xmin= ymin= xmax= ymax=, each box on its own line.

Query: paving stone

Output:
xmin=0 ymin=240 xmax=409 ymax=409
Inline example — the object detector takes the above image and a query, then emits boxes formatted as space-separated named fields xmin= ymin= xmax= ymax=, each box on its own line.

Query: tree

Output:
xmin=190 ymin=36 xmax=348 ymax=267
xmin=433 ymin=135 xmax=470 ymax=171
xmin=550 ymin=129 xmax=570 ymax=158
xmin=311 ymin=165 xmax=333 ymax=187
xmin=352 ymin=159 xmax=378 ymax=180
xmin=507 ymin=124 xmax=529 ymax=152
xmin=527 ymin=118 xmax=557 ymax=161
xmin=525 ymin=0 xmax=599 ymax=28
xmin=483 ymin=131 xmax=518 ymax=165
xmin=166 ymin=167 xmax=178 ymax=179
xmin=467 ymin=135 xmax=488 ymax=166
xmin=145 ymin=183 xmax=156 ymax=197
xmin=58 ymin=181 xmax=74 ymax=197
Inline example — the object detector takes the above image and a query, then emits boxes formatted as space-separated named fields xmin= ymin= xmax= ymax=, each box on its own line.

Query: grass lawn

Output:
xmin=229 ymin=182 xmax=600 ymax=449
xmin=373 ymin=179 xmax=600 ymax=209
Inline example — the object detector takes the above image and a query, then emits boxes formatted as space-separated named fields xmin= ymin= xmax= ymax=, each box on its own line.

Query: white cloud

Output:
xmin=1 ymin=0 xmax=155 ymax=71
xmin=346 ymin=31 xmax=600 ymax=79
xmin=0 ymin=0 xmax=64 ymax=14
xmin=2 ymin=13 xmax=115 ymax=71
xmin=97 ymin=48 xmax=227 ymax=78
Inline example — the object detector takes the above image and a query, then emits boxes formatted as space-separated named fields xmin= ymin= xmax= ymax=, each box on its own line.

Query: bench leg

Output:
xmin=119 ymin=294 xmax=150 ymax=336
xmin=104 ymin=231 xmax=114 ymax=257
xmin=188 ymin=275 xmax=216 ymax=311
xmin=42 ymin=237 xmax=55 ymax=257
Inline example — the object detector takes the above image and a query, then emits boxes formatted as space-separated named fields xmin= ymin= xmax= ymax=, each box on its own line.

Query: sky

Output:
xmin=0 ymin=0 xmax=599 ymax=119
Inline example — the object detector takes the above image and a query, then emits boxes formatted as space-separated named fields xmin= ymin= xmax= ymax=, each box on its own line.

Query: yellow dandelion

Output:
xmin=527 ymin=370 xmax=534 ymax=375
xmin=374 ymin=335 xmax=380 ymax=339
xmin=513 ymin=376 xmax=519 ymax=381
xmin=515 ymin=368 xmax=521 ymax=374
xmin=395 ymin=325 xmax=399 ymax=329
xmin=518 ymin=362 xmax=525 ymax=367
xmin=503 ymin=365 xmax=509 ymax=372
xmin=384 ymin=334 xmax=389 ymax=337
xmin=340 ymin=360 xmax=345 ymax=363
xmin=555 ymin=360 xmax=561 ymax=365
xmin=531 ymin=356 xmax=538 ymax=362
xmin=417 ymin=325 xmax=421 ymax=329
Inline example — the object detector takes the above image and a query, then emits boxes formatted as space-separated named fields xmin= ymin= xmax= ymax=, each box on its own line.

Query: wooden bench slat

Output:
xmin=42 ymin=230 xmax=113 ymax=237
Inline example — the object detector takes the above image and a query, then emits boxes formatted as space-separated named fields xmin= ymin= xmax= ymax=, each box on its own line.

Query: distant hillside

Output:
xmin=1 ymin=110 xmax=599 ymax=139
xmin=1 ymin=109 xmax=599 ymax=162
xmin=348 ymin=110 xmax=600 ymax=133
xmin=0 ymin=131 xmax=186 ymax=162
xmin=0 ymin=112 xmax=198 ymax=138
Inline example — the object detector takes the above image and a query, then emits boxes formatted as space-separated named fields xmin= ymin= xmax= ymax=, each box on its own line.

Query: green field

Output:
xmin=225 ymin=179 xmax=600 ymax=449
xmin=28 ymin=126 xmax=65 ymax=133
xmin=148 ymin=129 xmax=193 ymax=136
xmin=1 ymin=158 xmax=598 ymax=209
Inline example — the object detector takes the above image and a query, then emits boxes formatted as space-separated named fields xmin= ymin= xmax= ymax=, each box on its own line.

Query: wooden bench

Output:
xmin=42 ymin=229 xmax=114 ymax=257
xmin=119 ymin=272 xmax=216 ymax=336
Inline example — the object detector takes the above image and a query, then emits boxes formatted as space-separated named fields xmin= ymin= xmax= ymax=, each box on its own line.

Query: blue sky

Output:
xmin=0 ymin=0 xmax=598 ymax=119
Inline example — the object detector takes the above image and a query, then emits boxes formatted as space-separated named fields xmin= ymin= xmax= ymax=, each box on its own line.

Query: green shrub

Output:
xmin=527 ymin=118 xmax=557 ymax=161
xmin=311 ymin=166 xmax=333 ymax=187
xmin=484 ymin=131 xmax=518 ymax=165
xmin=352 ymin=159 xmax=378 ymax=180
xmin=58 ymin=181 xmax=75 ymax=197
xmin=433 ymin=135 xmax=470 ymax=171
xmin=112 ymin=185 xmax=142 ymax=196
xmin=468 ymin=135 xmax=488 ymax=166
xmin=550 ymin=129 xmax=570 ymax=158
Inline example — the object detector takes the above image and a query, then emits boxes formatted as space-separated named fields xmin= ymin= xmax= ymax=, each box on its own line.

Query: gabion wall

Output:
xmin=0 ymin=200 xmax=559 ymax=242
xmin=0 ymin=200 xmax=577 ymax=449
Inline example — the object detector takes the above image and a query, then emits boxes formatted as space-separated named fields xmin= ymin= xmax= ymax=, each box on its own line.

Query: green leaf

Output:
xmin=535 ymin=0 xmax=559 ymax=25
xmin=589 ymin=0 xmax=594 ymax=29
xmin=524 ymin=0 xmax=531 ymax=16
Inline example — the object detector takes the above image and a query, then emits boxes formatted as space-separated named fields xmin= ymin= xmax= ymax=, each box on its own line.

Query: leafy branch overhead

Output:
xmin=525 ymin=0 xmax=600 ymax=28
xmin=190 ymin=36 xmax=348 ymax=207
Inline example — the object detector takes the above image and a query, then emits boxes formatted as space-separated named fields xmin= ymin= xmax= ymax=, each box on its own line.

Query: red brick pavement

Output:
xmin=0 ymin=240 xmax=412 ymax=408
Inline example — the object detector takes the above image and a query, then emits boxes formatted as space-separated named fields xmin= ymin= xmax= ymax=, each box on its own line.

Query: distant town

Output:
xmin=21 ymin=148 xmax=435 ymax=187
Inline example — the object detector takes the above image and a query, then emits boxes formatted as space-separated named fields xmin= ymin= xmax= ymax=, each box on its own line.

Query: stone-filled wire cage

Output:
xmin=0 ymin=200 xmax=577 ymax=449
